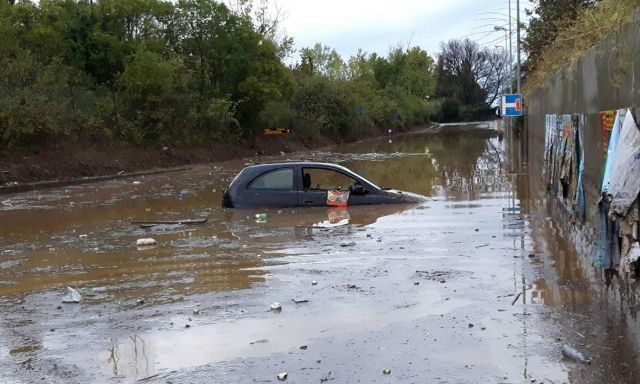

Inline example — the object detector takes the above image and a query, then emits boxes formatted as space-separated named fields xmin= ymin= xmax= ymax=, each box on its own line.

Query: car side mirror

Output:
xmin=350 ymin=184 xmax=369 ymax=195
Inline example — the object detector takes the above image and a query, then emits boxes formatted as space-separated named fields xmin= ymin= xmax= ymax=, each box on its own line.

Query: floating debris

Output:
xmin=340 ymin=241 xmax=356 ymax=247
xmin=61 ymin=287 xmax=81 ymax=303
xmin=292 ymin=298 xmax=309 ymax=304
xmin=136 ymin=238 xmax=157 ymax=247
xmin=382 ymin=368 xmax=391 ymax=375
xmin=270 ymin=302 xmax=282 ymax=311
xmin=277 ymin=372 xmax=288 ymax=381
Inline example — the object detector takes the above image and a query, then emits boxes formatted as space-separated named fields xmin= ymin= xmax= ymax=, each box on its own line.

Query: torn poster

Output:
xmin=601 ymin=110 xmax=624 ymax=194
xmin=608 ymin=109 xmax=640 ymax=217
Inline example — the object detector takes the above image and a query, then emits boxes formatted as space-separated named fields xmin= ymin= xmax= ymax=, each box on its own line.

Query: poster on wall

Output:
xmin=600 ymin=110 xmax=616 ymax=156
xmin=608 ymin=109 xmax=640 ymax=217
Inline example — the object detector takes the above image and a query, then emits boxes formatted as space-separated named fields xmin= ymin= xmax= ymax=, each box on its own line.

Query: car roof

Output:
xmin=237 ymin=162 xmax=380 ymax=189
xmin=242 ymin=162 xmax=352 ymax=172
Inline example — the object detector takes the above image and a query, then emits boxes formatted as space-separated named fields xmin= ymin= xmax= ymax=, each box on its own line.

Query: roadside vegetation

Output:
xmin=523 ymin=0 xmax=640 ymax=93
xmin=0 ymin=0 xmax=507 ymax=151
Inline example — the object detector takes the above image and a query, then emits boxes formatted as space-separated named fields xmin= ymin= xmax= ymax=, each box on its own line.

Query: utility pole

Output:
xmin=516 ymin=0 xmax=521 ymax=94
xmin=508 ymin=0 xmax=513 ymax=94
xmin=494 ymin=26 xmax=509 ymax=94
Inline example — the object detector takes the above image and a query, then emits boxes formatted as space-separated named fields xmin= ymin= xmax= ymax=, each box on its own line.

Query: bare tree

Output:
xmin=436 ymin=39 xmax=507 ymax=106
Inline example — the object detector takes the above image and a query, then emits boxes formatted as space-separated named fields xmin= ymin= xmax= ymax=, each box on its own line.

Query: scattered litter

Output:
xmin=475 ymin=243 xmax=489 ymax=248
xmin=468 ymin=323 xmax=474 ymax=328
xmin=299 ymin=345 xmax=308 ymax=350
xmin=474 ymin=228 xmax=479 ymax=232
xmin=136 ymin=299 xmax=144 ymax=306
xmin=193 ymin=308 xmax=200 ymax=315
xmin=413 ymin=281 xmax=420 ymax=285
xmin=320 ymin=371 xmax=334 ymax=382
xmin=61 ymin=287 xmax=81 ymax=303
xmin=528 ymin=253 xmax=536 ymax=258
xmin=346 ymin=284 xmax=360 ymax=290
xmin=249 ymin=339 xmax=269 ymax=345
xmin=561 ymin=345 xmax=592 ymax=364
xmin=340 ymin=241 xmax=356 ymax=247
xmin=133 ymin=181 xmax=141 ymax=185
xmin=79 ymin=234 xmax=88 ymax=238
xmin=255 ymin=213 xmax=267 ymax=222
xmin=277 ymin=372 xmax=288 ymax=381
xmin=185 ymin=324 xmax=191 ymax=328
xmin=511 ymin=292 xmax=523 ymax=305
xmin=117 ymin=170 xmax=125 ymax=175
xmin=270 ymin=302 xmax=282 ymax=311
xmin=136 ymin=238 xmax=157 ymax=247
xmin=292 ymin=298 xmax=309 ymax=304
xmin=312 ymin=280 xmax=318 ymax=286
xmin=382 ymin=368 xmax=391 ymax=375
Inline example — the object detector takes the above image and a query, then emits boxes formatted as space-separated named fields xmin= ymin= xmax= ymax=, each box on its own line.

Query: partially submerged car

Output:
xmin=222 ymin=162 xmax=426 ymax=208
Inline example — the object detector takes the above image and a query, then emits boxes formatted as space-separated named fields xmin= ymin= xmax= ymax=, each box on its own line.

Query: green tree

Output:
xmin=523 ymin=0 xmax=598 ymax=69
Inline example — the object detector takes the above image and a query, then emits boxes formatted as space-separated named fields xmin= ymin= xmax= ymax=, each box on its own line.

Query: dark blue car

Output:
xmin=222 ymin=162 xmax=426 ymax=208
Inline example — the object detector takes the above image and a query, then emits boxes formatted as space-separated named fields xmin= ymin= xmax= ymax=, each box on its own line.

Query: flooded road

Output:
xmin=1 ymin=123 xmax=639 ymax=383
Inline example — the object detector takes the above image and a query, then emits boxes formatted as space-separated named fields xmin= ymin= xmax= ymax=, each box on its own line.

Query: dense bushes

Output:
xmin=0 ymin=0 xmax=496 ymax=151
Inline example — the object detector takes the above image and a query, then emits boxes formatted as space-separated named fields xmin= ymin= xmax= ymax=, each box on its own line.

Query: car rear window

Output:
xmin=249 ymin=168 xmax=294 ymax=190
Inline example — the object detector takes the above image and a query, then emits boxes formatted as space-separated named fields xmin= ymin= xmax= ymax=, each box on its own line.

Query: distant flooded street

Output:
xmin=1 ymin=123 xmax=639 ymax=383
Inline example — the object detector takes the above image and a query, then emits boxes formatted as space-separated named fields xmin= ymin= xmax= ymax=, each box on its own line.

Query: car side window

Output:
xmin=302 ymin=168 xmax=357 ymax=190
xmin=249 ymin=168 xmax=294 ymax=190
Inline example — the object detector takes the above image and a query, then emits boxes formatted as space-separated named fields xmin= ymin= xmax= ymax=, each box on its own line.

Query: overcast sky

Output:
xmin=269 ymin=0 xmax=531 ymax=63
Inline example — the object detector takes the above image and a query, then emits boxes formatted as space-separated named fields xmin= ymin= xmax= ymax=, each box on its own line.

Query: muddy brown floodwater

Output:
xmin=1 ymin=122 xmax=639 ymax=384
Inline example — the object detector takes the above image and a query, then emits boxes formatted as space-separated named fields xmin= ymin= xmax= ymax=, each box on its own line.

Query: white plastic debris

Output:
xmin=561 ymin=344 xmax=592 ymax=364
xmin=311 ymin=280 xmax=318 ymax=286
xmin=277 ymin=372 xmax=288 ymax=381
xmin=383 ymin=368 xmax=391 ymax=375
xmin=62 ymin=287 xmax=82 ymax=303
xmin=626 ymin=242 xmax=640 ymax=265
xmin=270 ymin=302 xmax=282 ymax=311
xmin=136 ymin=238 xmax=157 ymax=247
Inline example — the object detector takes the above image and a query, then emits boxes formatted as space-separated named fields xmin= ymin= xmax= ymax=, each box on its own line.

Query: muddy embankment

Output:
xmin=0 ymin=133 xmax=337 ymax=192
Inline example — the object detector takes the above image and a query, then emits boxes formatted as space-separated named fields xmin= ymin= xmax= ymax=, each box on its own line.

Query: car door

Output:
xmin=298 ymin=167 xmax=376 ymax=207
xmin=244 ymin=167 xmax=298 ymax=208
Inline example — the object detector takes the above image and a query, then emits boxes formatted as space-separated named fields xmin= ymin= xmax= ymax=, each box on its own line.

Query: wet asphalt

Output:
xmin=1 ymin=122 xmax=639 ymax=383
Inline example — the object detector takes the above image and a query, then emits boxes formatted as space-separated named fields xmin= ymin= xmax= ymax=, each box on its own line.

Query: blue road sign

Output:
xmin=501 ymin=94 xmax=523 ymax=117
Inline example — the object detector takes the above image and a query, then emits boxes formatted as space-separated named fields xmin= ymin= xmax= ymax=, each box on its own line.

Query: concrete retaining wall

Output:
xmin=526 ymin=11 xmax=640 ymax=239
